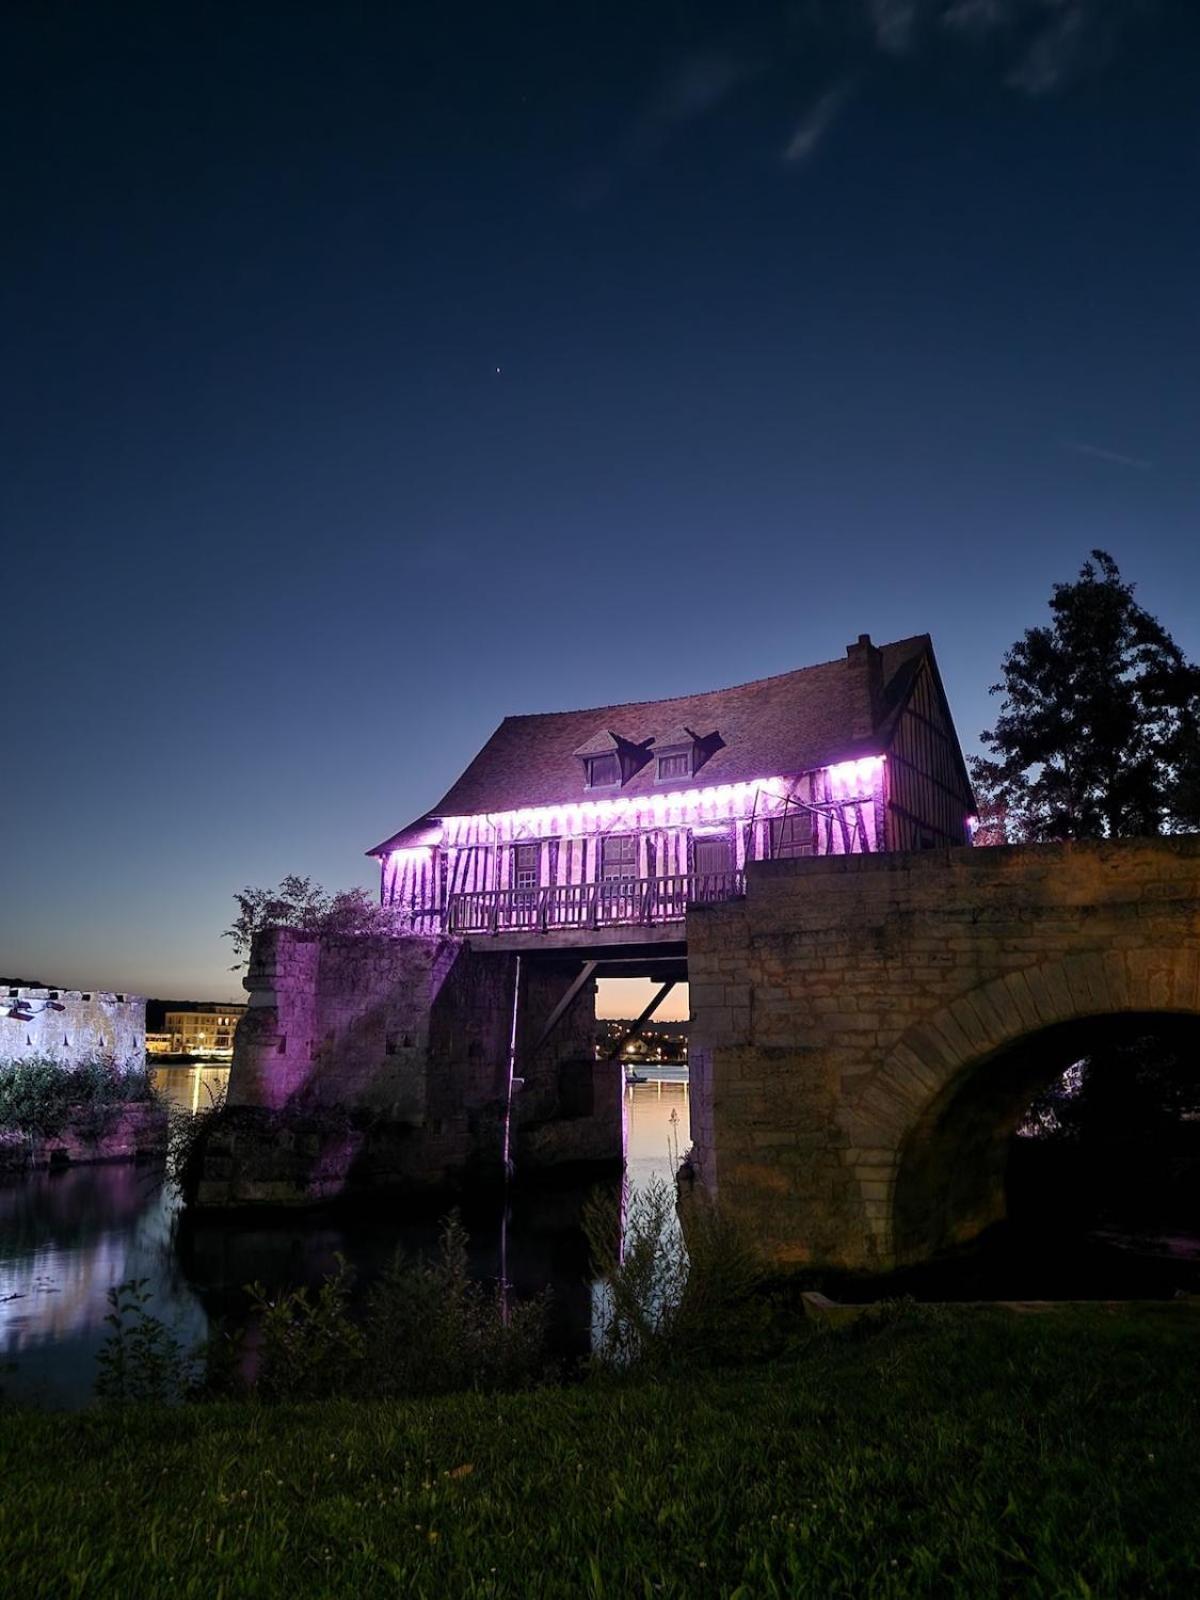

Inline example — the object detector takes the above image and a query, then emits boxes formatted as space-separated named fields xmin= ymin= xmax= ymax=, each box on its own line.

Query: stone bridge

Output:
xmin=200 ymin=837 xmax=1200 ymax=1275
xmin=687 ymin=836 xmax=1200 ymax=1272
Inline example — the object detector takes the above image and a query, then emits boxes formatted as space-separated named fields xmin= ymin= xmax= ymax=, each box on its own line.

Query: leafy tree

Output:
xmin=970 ymin=551 xmax=1200 ymax=843
xmin=224 ymin=874 xmax=401 ymax=965
xmin=1023 ymin=1033 xmax=1200 ymax=1146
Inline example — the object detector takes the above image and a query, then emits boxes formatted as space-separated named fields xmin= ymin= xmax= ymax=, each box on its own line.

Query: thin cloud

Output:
xmin=866 ymin=0 xmax=1145 ymax=96
xmin=871 ymin=0 xmax=919 ymax=55
xmin=1065 ymin=441 xmax=1153 ymax=471
xmin=940 ymin=0 xmax=1016 ymax=36
xmin=573 ymin=0 xmax=1152 ymax=207
xmin=1006 ymin=2 xmax=1087 ymax=95
xmin=651 ymin=51 xmax=760 ymax=126
xmin=783 ymin=83 xmax=854 ymax=164
xmin=569 ymin=47 xmax=759 ymax=209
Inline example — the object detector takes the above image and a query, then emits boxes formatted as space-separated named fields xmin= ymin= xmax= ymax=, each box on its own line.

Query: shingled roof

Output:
xmin=368 ymin=634 xmax=933 ymax=855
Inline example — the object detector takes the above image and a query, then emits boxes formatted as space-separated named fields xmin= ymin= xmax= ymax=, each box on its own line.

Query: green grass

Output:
xmin=3 ymin=1305 xmax=1199 ymax=1598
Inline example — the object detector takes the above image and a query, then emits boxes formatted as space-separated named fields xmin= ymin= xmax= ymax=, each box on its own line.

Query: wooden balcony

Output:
xmin=446 ymin=871 xmax=745 ymax=936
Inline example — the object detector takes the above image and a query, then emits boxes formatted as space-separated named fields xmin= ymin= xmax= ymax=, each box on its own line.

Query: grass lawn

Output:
xmin=2 ymin=1304 xmax=1199 ymax=1598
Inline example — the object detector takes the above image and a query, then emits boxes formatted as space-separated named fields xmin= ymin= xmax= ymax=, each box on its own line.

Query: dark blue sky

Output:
xmin=3 ymin=1 xmax=1199 ymax=1000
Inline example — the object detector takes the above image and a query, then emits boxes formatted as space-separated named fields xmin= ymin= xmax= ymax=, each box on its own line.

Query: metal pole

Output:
xmin=499 ymin=954 xmax=522 ymax=1326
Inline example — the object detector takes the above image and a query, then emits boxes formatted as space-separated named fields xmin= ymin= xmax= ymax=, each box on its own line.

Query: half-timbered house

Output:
xmin=368 ymin=633 xmax=975 ymax=940
xmin=203 ymin=633 xmax=975 ymax=1209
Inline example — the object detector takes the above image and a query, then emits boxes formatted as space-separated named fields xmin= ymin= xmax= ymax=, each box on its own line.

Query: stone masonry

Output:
xmin=194 ymin=929 xmax=613 ymax=1206
xmin=0 ymin=984 xmax=145 ymax=1068
xmin=686 ymin=836 xmax=1200 ymax=1272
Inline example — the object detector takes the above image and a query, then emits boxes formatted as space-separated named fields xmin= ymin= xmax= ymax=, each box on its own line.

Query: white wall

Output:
xmin=0 ymin=986 xmax=146 ymax=1069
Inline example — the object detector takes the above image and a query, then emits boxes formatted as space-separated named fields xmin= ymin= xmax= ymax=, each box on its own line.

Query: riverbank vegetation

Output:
xmin=0 ymin=1054 xmax=156 ymax=1144
xmin=3 ymin=1302 xmax=1199 ymax=1597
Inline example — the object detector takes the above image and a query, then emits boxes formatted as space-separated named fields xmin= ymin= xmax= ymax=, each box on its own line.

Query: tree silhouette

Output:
xmin=970 ymin=551 xmax=1200 ymax=843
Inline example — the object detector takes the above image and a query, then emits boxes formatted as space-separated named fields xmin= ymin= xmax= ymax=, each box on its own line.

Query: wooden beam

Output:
xmin=606 ymin=979 xmax=677 ymax=1063
xmin=533 ymin=960 xmax=599 ymax=1050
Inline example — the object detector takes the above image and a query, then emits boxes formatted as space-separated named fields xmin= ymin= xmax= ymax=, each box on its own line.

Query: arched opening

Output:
xmin=892 ymin=1011 xmax=1200 ymax=1286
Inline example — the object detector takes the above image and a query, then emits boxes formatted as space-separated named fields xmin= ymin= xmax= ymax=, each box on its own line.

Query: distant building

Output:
xmin=164 ymin=1007 xmax=246 ymax=1056
xmin=145 ymin=1032 xmax=176 ymax=1056
xmin=0 ymin=983 xmax=145 ymax=1068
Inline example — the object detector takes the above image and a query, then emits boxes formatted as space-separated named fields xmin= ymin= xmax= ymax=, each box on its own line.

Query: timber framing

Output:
xmin=369 ymin=633 xmax=975 ymax=941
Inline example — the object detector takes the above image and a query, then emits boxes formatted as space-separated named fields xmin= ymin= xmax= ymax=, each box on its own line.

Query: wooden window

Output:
xmin=769 ymin=810 xmax=814 ymax=859
xmin=601 ymin=834 xmax=638 ymax=880
xmin=586 ymin=753 xmax=620 ymax=788
xmin=656 ymin=751 xmax=691 ymax=782
xmin=513 ymin=843 xmax=540 ymax=891
xmin=694 ymin=836 xmax=731 ymax=876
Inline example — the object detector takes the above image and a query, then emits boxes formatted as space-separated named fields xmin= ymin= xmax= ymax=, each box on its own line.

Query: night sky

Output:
xmin=4 ymin=1 xmax=1199 ymax=1007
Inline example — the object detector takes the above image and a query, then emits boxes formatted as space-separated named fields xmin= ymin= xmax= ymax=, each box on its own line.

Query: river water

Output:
xmin=0 ymin=1070 xmax=690 ymax=1408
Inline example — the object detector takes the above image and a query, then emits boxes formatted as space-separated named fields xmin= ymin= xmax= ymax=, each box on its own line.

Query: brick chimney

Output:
xmin=845 ymin=633 xmax=884 ymax=743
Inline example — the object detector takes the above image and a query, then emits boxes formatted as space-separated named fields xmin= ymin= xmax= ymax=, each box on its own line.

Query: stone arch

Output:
xmin=843 ymin=947 xmax=1200 ymax=1267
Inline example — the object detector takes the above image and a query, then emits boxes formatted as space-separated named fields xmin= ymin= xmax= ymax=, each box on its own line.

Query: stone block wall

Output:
xmin=203 ymin=930 xmax=609 ymax=1207
xmin=687 ymin=836 xmax=1200 ymax=1272
xmin=0 ymin=985 xmax=145 ymax=1068
xmin=0 ymin=1103 xmax=167 ymax=1173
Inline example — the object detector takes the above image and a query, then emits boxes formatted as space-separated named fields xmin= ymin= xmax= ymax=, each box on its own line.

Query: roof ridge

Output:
xmin=497 ymin=634 xmax=929 ymax=725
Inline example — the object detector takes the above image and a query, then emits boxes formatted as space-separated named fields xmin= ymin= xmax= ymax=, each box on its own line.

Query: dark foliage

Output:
xmin=95 ymin=1280 xmax=196 ymax=1405
xmin=224 ymin=874 xmax=403 ymax=967
xmin=585 ymin=1177 xmax=778 ymax=1372
xmin=1024 ymin=1032 xmax=1200 ymax=1145
xmin=93 ymin=1217 xmax=551 ymax=1407
xmin=0 ymin=1055 xmax=156 ymax=1143
xmin=17 ymin=1306 xmax=1199 ymax=1597
xmin=250 ymin=1218 xmax=551 ymax=1402
xmin=970 ymin=550 xmax=1200 ymax=843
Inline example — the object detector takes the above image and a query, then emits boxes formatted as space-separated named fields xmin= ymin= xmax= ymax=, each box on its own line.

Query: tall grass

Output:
xmin=93 ymin=1216 xmax=552 ymax=1407
xmin=586 ymin=1176 xmax=776 ymax=1371
xmin=5 ymin=1304 xmax=1200 ymax=1597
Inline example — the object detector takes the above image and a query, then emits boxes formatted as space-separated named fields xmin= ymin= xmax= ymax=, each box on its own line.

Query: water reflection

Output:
xmin=154 ymin=1063 xmax=229 ymax=1118
xmin=0 ymin=1170 xmax=206 ymax=1407
xmin=0 ymin=1068 xmax=689 ymax=1408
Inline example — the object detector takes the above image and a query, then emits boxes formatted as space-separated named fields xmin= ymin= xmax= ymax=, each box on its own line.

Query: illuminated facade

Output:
xmin=0 ymin=984 xmax=145 ymax=1067
xmin=164 ymin=1007 xmax=246 ymax=1055
xmin=368 ymin=633 xmax=975 ymax=939
xmin=206 ymin=635 xmax=974 ymax=1205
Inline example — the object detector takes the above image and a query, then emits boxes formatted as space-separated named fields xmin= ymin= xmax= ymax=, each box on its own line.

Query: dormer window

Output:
xmin=585 ymin=753 xmax=620 ymax=788
xmin=575 ymin=729 xmax=653 ymax=790
xmin=652 ymin=724 xmax=722 ymax=783
xmin=656 ymin=751 xmax=692 ymax=782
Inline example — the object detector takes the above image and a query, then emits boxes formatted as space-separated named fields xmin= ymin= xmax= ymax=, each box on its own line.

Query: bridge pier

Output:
xmin=687 ymin=836 xmax=1200 ymax=1272
xmin=190 ymin=929 xmax=615 ymax=1208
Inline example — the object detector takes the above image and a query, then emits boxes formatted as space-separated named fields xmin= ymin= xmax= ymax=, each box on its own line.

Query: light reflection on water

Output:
xmin=0 ymin=1067 xmax=688 ymax=1407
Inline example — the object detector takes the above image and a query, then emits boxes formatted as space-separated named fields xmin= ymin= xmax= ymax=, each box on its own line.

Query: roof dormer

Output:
xmin=573 ymin=729 xmax=653 ymax=790
xmin=652 ymin=725 xmax=723 ymax=783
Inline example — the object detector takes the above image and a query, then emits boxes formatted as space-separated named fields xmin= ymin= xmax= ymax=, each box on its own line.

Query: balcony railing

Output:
xmin=446 ymin=871 xmax=745 ymax=935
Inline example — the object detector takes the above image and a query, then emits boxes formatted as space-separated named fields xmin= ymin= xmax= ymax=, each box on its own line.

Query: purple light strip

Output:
xmin=389 ymin=759 xmax=886 ymax=857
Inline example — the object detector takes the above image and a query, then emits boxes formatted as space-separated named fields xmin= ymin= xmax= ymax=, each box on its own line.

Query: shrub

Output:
xmin=225 ymin=875 xmax=406 ymax=967
xmin=586 ymin=1176 xmax=773 ymax=1373
xmin=245 ymin=1215 xmax=552 ymax=1403
xmin=361 ymin=1215 xmax=551 ymax=1396
xmin=0 ymin=1054 xmax=155 ymax=1143
xmin=250 ymin=1256 xmax=365 ymax=1402
xmin=95 ymin=1280 xmax=197 ymax=1406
